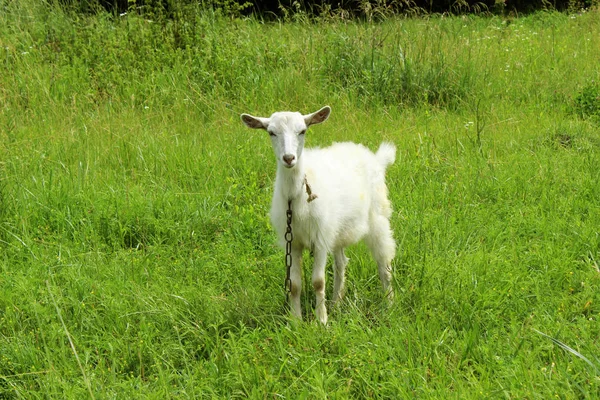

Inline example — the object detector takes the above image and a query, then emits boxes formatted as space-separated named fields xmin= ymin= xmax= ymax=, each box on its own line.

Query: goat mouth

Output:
xmin=281 ymin=156 xmax=297 ymax=168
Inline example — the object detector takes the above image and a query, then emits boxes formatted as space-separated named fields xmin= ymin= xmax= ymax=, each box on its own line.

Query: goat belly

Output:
xmin=334 ymin=218 xmax=369 ymax=248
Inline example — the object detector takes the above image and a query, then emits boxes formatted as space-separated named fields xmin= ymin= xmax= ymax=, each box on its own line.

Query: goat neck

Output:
xmin=274 ymin=155 xmax=306 ymax=204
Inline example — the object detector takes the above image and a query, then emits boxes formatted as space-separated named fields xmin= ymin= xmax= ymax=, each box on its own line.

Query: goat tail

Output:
xmin=375 ymin=142 xmax=396 ymax=168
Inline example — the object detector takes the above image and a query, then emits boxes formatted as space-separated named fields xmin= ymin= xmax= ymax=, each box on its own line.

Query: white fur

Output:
xmin=241 ymin=106 xmax=396 ymax=324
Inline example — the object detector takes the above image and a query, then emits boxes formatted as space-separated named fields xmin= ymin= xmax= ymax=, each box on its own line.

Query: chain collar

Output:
xmin=284 ymin=175 xmax=317 ymax=305
xmin=284 ymin=199 xmax=293 ymax=302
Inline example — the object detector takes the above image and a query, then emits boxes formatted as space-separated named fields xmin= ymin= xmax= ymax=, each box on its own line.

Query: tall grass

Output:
xmin=1 ymin=1 xmax=600 ymax=397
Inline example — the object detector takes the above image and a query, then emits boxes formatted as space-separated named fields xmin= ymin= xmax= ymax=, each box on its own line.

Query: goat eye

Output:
xmin=299 ymin=130 xmax=306 ymax=136
xmin=268 ymin=131 xmax=276 ymax=137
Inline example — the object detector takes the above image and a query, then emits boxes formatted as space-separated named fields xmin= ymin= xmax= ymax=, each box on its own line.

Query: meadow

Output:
xmin=1 ymin=1 xmax=600 ymax=397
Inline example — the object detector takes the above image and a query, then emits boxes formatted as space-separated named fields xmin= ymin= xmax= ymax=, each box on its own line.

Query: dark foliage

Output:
xmin=60 ymin=0 xmax=596 ymax=17
xmin=504 ymin=0 xmax=595 ymax=12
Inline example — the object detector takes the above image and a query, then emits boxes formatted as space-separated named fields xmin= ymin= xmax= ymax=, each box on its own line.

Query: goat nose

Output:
xmin=283 ymin=154 xmax=295 ymax=165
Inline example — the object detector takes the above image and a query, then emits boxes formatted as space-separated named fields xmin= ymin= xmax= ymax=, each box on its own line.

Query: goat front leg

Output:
xmin=289 ymin=245 xmax=303 ymax=320
xmin=312 ymin=248 xmax=328 ymax=325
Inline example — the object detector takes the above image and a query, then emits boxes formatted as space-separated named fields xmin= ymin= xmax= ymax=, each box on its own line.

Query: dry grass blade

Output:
xmin=46 ymin=280 xmax=96 ymax=400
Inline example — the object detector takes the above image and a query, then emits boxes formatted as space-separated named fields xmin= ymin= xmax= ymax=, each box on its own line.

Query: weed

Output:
xmin=573 ymin=82 xmax=600 ymax=122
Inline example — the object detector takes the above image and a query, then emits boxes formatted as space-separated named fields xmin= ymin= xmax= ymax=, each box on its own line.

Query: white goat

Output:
xmin=241 ymin=106 xmax=396 ymax=324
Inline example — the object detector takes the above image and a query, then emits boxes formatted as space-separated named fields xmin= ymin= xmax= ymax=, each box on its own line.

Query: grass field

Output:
xmin=1 ymin=1 xmax=600 ymax=397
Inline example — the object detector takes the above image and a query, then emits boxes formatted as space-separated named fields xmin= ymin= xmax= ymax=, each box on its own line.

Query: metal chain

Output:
xmin=284 ymin=199 xmax=293 ymax=303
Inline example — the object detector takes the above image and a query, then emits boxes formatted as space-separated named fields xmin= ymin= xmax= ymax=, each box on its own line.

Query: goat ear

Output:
xmin=304 ymin=106 xmax=331 ymax=127
xmin=241 ymin=114 xmax=269 ymax=130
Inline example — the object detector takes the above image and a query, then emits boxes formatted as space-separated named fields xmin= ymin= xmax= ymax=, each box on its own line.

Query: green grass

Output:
xmin=1 ymin=1 xmax=600 ymax=397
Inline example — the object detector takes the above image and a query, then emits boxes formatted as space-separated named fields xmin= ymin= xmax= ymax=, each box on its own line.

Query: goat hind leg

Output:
xmin=332 ymin=248 xmax=349 ymax=305
xmin=365 ymin=216 xmax=396 ymax=303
